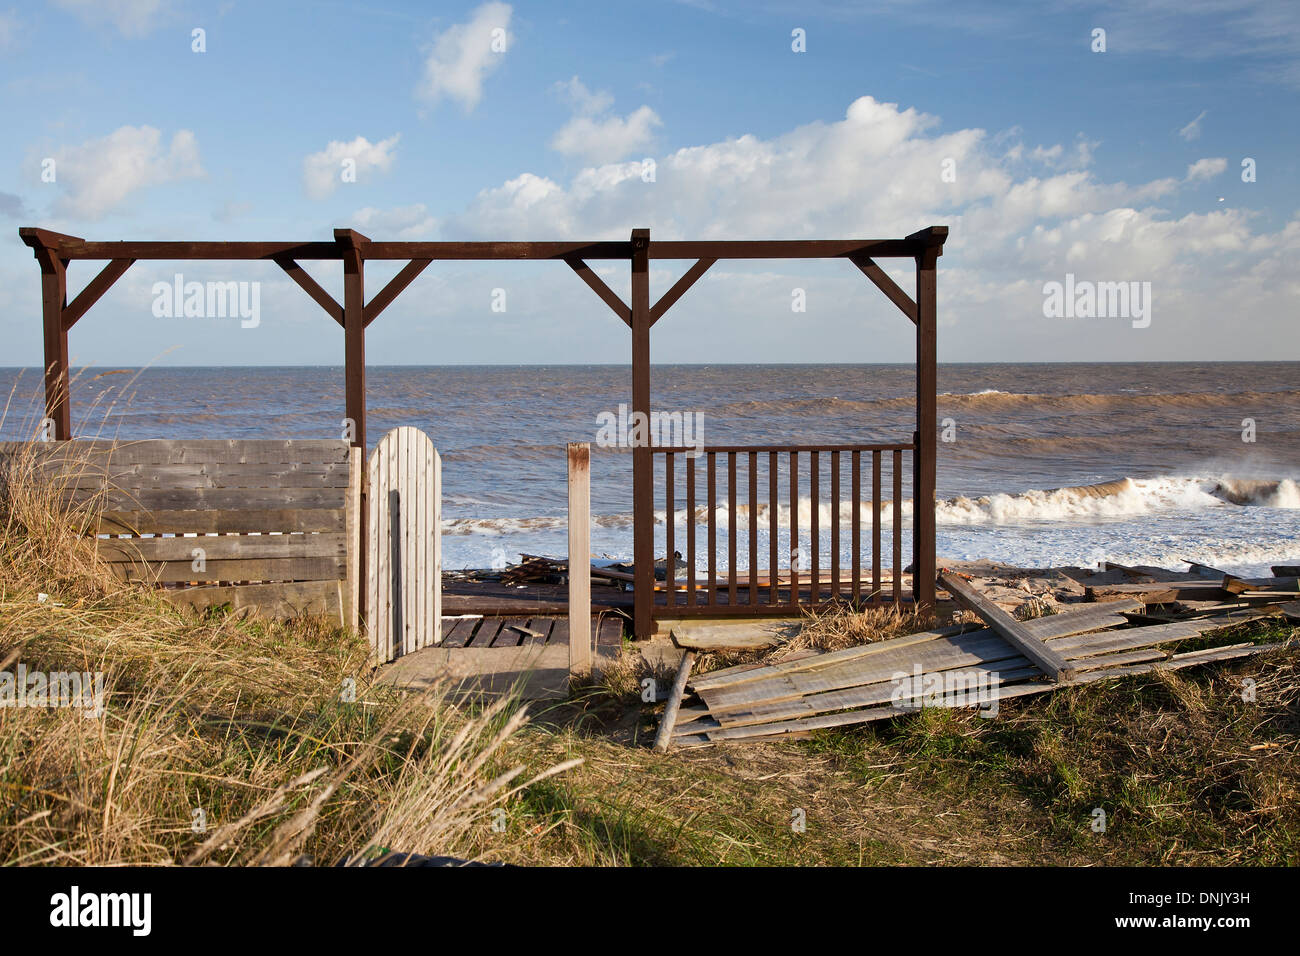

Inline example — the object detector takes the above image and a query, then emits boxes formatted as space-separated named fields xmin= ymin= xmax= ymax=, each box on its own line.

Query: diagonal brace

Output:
xmin=566 ymin=257 xmax=631 ymax=327
xmin=275 ymin=257 xmax=343 ymax=326
xmin=364 ymin=258 xmax=432 ymax=327
xmin=650 ymin=257 xmax=715 ymax=325
xmin=63 ymin=258 xmax=134 ymax=331
xmin=851 ymin=253 xmax=917 ymax=324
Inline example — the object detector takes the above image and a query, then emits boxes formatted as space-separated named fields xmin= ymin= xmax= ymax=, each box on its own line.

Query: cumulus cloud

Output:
xmin=52 ymin=0 xmax=166 ymax=37
xmin=550 ymin=76 xmax=662 ymax=164
xmin=417 ymin=1 xmax=512 ymax=111
xmin=45 ymin=125 xmax=203 ymax=219
xmin=351 ymin=203 xmax=437 ymax=239
xmin=441 ymin=93 xmax=1298 ymax=360
xmin=302 ymin=134 xmax=399 ymax=200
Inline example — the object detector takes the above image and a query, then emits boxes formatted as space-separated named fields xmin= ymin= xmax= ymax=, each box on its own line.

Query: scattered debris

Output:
xmin=654 ymin=565 xmax=1297 ymax=749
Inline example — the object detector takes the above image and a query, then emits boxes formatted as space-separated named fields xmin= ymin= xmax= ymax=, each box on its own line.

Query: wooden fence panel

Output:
xmin=0 ymin=439 xmax=355 ymax=624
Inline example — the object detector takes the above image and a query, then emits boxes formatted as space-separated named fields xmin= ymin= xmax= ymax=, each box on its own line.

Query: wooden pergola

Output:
xmin=19 ymin=224 xmax=947 ymax=636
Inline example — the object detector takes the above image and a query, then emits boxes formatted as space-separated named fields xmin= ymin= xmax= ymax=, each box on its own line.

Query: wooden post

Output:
xmin=630 ymin=228 xmax=653 ymax=640
xmin=913 ymin=247 xmax=939 ymax=613
xmin=337 ymin=228 xmax=369 ymax=631
xmin=37 ymin=247 xmax=70 ymax=440
xmin=567 ymin=442 xmax=592 ymax=679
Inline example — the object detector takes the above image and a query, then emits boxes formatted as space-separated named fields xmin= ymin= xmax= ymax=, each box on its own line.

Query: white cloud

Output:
xmin=416 ymin=1 xmax=512 ymax=111
xmin=302 ymin=134 xmax=399 ymax=200
xmin=550 ymin=76 xmax=662 ymax=164
xmin=52 ymin=0 xmax=165 ymax=37
xmin=351 ymin=203 xmax=437 ymax=239
xmin=46 ymin=125 xmax=203 ymax=219
xmin=442 ymin=93 xmax=1299 ymax=360
xmin=1185 ymin=157 xmax=1227 ymax=182
xmin=1179 ymin=110 xmax=1208 ymax=141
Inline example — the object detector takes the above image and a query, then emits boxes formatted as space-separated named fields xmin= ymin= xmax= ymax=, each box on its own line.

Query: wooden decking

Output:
xmin=378 ymin=613 xmax=624 ymax=699
xmin=439 ymin=613 xmax=624 ymax=650
xmin=442 ymin=572 xmax=912 ymax=619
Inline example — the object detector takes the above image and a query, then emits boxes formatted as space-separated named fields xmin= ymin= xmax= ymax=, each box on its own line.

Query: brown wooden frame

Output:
xmin=19 ymin=224 xmax=947 ymax=637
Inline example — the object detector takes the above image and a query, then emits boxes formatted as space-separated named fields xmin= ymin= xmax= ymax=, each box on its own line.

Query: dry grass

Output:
xmin=0 ymin=432 xmax=576 ymax=866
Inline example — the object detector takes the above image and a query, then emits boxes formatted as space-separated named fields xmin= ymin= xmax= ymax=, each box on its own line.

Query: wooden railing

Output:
xmin=652 ymin=443 xmax=912 ymax=617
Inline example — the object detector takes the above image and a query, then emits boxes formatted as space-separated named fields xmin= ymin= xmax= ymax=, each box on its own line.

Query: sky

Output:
xmin=0 ymin=0 xmax=1297 ymax=367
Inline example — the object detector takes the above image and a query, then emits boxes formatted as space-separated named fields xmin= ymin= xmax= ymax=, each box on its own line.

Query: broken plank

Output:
xmin=668 ymin=617 xmax=801 ymax=651
xmin=695 ymin=642 xmax=1280 ymax=744
xmin=654 ymin=650 xmax=697 ymax=752
xmin=939 ymin=570 xmax=1074 ymax=681
xmin=1085 ymin=580 xmax=1228 ymax=603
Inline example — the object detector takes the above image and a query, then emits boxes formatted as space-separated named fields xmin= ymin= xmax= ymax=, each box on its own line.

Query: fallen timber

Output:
xmin=656 ymin=567 xmax=1296 ymax=749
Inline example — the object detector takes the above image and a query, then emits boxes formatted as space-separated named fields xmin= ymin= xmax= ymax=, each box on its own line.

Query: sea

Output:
xmin=1 ymin=362 xmax=1297 ymax=576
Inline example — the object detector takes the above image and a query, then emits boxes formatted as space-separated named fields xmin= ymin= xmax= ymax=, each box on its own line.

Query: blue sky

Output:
xmin=1 ymin=0 xmax=1297 ymax=367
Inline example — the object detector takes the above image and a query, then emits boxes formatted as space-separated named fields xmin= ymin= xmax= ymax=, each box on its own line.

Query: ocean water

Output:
xmin=1 ymin=363 xmax=1296 ymax=576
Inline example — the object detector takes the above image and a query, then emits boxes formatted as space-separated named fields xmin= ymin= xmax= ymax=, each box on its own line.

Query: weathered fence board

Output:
xmin=0 ymin=439 xmax=358 ymax=627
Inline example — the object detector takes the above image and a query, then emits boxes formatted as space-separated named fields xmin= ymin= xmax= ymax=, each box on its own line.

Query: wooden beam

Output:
xmin=567 ymin=442 xmax=592 ymax=679
xmin=905 ymin=225 xmax=949 ymax=250
xmin=939 ymin=571 xmax=1074 ymax=681
xmin=62 ymin=258 xmax=134 ymax=331
xmin=650 ymin=257 xmax=715 ymax=324
xmin=630 ymin=229 xmax=653 ymax=640
xmin=654 ymin=650 xmax=697 ymax=752
xmin=566 ymin=257 xmax=631 ymax=327
xmin=364 ymin=258 xmax=432 ymax=327
xmin=275 ymin=257 xmax=344 ymax=326
xmin=19 ymin=227 xmax=84 ymax=251
xmin=20 ymin=235 xmax=949 ymax=263
xmin=850 ymin=254 xmax=916 ymax=324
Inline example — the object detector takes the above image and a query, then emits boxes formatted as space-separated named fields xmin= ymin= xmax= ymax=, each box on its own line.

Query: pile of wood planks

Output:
xmin=656 ymin=567 xmax=1296 ymax=749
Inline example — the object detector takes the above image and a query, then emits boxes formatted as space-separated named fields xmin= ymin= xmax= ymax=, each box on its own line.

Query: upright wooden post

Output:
xmin=337 ymin=228 xmax=370 ymax=630
xmin=567 ymin=442 xmax=592 ymax=679
xmin=36 ymin=246 xmax=70 ymax=440
xmin=913 ymin=247 xmax=939 ymax=612
xmin=630 ymin=228 xmax=653 ymax=640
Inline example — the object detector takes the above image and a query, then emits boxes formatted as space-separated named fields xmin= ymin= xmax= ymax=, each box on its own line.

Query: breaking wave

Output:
xmin=440 ymin=475 xmax=1299 ymax=534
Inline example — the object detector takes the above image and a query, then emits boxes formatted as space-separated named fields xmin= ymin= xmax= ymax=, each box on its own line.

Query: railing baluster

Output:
xmin=665 ymin=451 xmax=675 ymax=608
xmin=727 ymin=451 xmax=737 ymax=607
xmin=769 ymin=451 xmax=778 ymax=606
xmin=810 ymin=450 xmax=819 ymax=605
xmin=686 ymin=455 xmax=696 ymax=606
xmin=707 ymin=451 xmax=717 ymax=607
xmin=893 ymin=448 xmax=903 ymax=605
xmin=830 ymin=450 xmax=840 ymax=603
xmin=873 ymin=449 xmax=882 ymax=606
xmin=789 ymin=450 xmax=799 ymax=608
xmin=851 ymin=450 xmax=861 ymax=605
xmin=748 ymin=451 xmax=758 ymax=608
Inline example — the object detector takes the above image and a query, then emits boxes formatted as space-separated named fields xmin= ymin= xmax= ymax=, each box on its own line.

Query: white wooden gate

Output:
xmin=367 ymin=427 xmax=441 ymax=662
